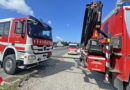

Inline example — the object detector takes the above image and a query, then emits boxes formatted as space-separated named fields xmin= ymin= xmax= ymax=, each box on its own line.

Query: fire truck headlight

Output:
xmin=28 ymin=55 xmax=36 ymax=60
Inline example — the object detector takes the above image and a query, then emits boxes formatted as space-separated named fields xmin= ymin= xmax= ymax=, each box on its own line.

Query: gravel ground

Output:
xmin=18 ymin=53 xmax=116 ymax=90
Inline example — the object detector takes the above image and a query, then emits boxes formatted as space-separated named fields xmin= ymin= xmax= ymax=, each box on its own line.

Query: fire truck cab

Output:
xmin=0 ymin=16 xmax=53 ymax=75
xmin=68 ymin=43 xmax=78 ymax=55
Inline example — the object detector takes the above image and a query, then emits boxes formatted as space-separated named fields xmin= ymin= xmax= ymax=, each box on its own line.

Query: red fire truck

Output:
xmin=68 ymin=43 xmax=78 ymax=55
xmin=80 ymin=0 xmax=130 ymax=90
xmin=0 ymin=16 xmax=53 ymax=75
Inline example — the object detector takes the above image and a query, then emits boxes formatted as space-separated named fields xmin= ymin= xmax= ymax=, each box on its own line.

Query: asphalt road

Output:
xmin=19 ymin=51 xmax=115 ymax=90
xmin=0 ymin=47 xmax=115 ymax=90
xmin=52 ymin=47 xmax=67 ymax=56
xmin=0 ymin=47 xmax=67 ymax=80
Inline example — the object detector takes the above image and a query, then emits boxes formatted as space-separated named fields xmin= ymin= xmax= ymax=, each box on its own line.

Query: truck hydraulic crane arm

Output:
xmin=81 ymin=1 xmax=107 ymax=47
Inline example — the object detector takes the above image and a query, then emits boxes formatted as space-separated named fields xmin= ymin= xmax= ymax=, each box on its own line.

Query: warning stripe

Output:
xmin=106 ymin=45 xmax=110 ymax=64
xmin=106 ymin=61 xmax=110 ymax=67
xmin=15 ymin=47 xmax=25 ymax=51
xmin=105 ymin=45 xmax=111 ymax=82
xmin=105 ymin=74 xmax=109 ymax=82
xmin=0 ymin=42 xmax=26 ymax=48
xmin=106 ymin=48 xmax=110 ymax=54
xmin=88 ymin=56 xmax=105 ymax=60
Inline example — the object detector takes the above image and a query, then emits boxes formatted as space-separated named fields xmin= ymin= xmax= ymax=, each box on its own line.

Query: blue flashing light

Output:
xmin=122 ymin=2 xmax=130 ymax=6
xmin=42 ymin=23 xmax=50 ymax=28
xmin=29 ymin=16 xmax=51 ymax=28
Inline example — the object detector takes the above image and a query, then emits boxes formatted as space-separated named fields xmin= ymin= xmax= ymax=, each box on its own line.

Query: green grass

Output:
xmin=0 ymin=70 xmax=38 ymax=90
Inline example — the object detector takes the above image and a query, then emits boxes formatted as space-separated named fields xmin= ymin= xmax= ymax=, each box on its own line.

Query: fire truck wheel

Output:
xmin=125 ymin=79 xmax=130 ymax=90
xmin=3 ymin=54 xmax=17 ymax=75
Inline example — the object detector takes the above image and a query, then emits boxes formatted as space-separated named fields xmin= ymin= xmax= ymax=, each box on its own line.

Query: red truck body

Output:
xmin=0 ymin=16 xmax=53 ymax=74
xmin=80 ymin=1 xmax=130 ymax=90
xmin=101 ymin=6 xmax=130 ymax=82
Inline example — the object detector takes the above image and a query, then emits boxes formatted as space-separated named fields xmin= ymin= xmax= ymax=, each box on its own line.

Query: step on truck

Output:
xmin=0 ymin=16 xmax=53 ymax=75
xmin=80 ymin=0 xmax=130 ymax=90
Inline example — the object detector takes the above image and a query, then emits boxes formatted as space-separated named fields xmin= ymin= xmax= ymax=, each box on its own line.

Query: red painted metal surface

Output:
xmin=101 ymin=8 xmax=125 ymax=81
xmin=48 ymin=52 xmax=52 ymax=57
xmin=101 ymin=7 xmax=130 ymax=81
xmin=81 ymin=1 xmax=130 ymax=83
xmin=125 ymin=7 xmax=130 ymax=10
xmin=15 ymin=47 xmax=25 ymax=51
xmin=9 ymin=18 xmax=27 ymax=45
xmin=0 ymin=16 xmax=53 ymax=60
xmin=87 ymin=55 xmax=106 ymax=72
xmin=99 ymin=39 xmax=107 ymax=44
xmin=32 ymin=38 xmax=52 ymax=46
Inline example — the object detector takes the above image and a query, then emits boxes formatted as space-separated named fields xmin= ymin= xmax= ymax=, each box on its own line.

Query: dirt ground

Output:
xmin=18 ymin=53 xmax=116 ymax=90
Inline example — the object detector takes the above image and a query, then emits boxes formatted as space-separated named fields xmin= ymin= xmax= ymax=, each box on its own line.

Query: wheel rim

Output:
xmin=5 ymin=59 xmax=13 ymax=71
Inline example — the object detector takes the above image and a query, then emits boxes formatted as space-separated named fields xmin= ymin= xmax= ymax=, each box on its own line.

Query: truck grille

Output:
xmin=32 ymin=45 xmax=52 ymax=54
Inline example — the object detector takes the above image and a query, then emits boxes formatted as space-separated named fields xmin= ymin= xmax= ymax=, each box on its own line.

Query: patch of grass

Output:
xmin=1 ymin=70 xmax=38 ymax=90
xmin=4 ymin=77 xmax=19 ymax=83
xmin=2 ymin=85 xmax=14 ymax=90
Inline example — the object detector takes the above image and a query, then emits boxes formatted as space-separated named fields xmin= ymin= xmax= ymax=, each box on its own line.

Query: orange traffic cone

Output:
xmin=0 ymin=76 xmax=4 ymax=86
xmin=0 ymin=77 xmax=2 ymax=83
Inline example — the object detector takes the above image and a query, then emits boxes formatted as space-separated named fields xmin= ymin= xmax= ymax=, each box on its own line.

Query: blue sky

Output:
xmin=0 ymin=0 xmax=117 ymax=42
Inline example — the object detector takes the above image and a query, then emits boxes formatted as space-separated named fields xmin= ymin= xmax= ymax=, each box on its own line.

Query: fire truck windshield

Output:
xmin=28 ymin=20 xmax=52 ymax=40
xmin=69 ymin=45 xmax=77 ymax=48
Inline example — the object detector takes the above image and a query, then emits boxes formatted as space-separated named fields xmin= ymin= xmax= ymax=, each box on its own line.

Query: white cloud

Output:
xmin=47 ymin=20 xmax=52 ymax=25
xmin=0 ymin=0 xmax=34 ymax=16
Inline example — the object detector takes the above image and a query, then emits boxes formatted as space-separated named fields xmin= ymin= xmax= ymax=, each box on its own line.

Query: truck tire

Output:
xmin=112 ymin=73 xmax=124 ymax=90
xmin=3 ymin=54 xmax=17 ymax=75
xmin=125 ymin=80 xmax=130 ymax=90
